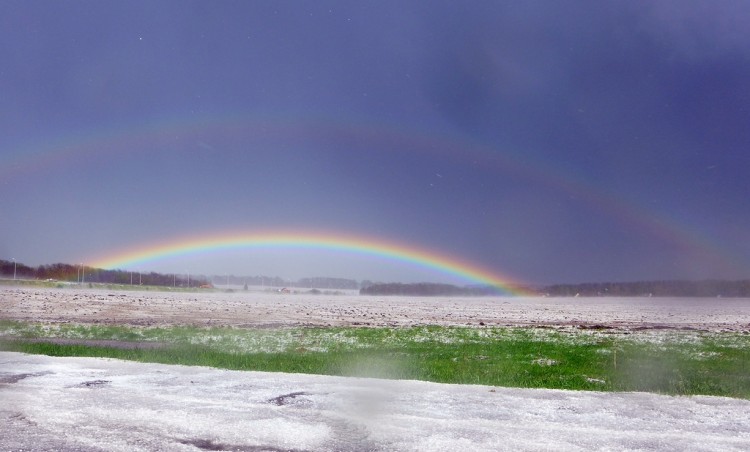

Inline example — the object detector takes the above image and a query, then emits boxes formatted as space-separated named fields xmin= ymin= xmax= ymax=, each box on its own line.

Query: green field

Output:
xmin=1 ymin=320 xmax=748 ymax=398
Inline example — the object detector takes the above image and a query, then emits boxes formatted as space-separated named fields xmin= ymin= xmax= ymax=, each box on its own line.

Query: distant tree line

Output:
xmin=217 ymin=275 xmax=289 ymax=287
xmin=294 ymin=277 xmax=359 ymax=290
xmin=0 ymin=259 xmax=207 ymax=287
xmin=541 ymin=280 xmax=750 ymax=297
xmin=4 ymin=258 xmax=749 ymax=296
xmin=212 ymin=275 xmax=360 ymax=289
xmin=360 ymin=282 xmax=505 ymax=296
xmin=361 ymin=279 xmax=750 ymax=297
xmin=0 ymin=259 xmax=358 ymax=290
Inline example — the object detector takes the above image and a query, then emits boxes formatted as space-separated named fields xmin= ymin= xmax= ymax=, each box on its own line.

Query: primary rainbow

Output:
xmin=89 ymin=230 xmax=530 ymax=295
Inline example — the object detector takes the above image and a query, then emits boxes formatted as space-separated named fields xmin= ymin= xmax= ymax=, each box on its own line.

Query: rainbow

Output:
xmin=89 ymin=230 xmax=531 ymax=295
xmin=4 ymin=112 xmax=746 ymax=275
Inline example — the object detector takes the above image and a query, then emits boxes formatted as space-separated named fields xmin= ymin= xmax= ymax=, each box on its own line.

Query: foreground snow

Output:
xmin=1 ymin=352 xmax=749 ymax=451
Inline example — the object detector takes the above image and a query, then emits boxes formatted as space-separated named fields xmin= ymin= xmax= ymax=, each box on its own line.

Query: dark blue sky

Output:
xmin=2 ymin=0 xmax=749 ymax=285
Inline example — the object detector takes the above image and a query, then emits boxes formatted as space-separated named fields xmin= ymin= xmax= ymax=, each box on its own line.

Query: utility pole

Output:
xmin=81 ymin=264 xmax=84 ymax=284
xmin=12 ymin=258 xmax=16 ymax=280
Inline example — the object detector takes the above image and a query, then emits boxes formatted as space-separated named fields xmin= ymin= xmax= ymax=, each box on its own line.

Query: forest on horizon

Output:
xmin=2 ymin=259 xmax=749 ymax=297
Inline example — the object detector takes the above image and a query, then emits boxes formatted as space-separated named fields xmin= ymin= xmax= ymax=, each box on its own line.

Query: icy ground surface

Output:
xmin=2 ymin=352 xmax=749 ymax=451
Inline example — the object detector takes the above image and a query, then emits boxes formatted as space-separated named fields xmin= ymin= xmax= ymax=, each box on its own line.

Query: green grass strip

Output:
xmin=1 ymin=321 xmax=749 ymax=399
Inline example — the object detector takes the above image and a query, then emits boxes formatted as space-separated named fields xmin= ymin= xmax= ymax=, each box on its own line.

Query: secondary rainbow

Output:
xmin=6 ymin=112 xmax=744 ymax=274
xmin=90 ymin=231 xmax=530 ymax=295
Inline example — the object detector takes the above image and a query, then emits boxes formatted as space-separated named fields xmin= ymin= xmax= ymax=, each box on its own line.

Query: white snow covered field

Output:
xmin=2 ymin=286 xmax=750 ymax=450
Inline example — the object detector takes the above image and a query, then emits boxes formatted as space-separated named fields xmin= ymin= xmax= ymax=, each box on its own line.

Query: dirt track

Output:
xmin=3 ymin=286 xmax=750 ymax=332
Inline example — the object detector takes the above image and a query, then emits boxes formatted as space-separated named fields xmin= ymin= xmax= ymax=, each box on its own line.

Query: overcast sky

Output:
xmin=2 ymin=0 xmax=749 ymax=285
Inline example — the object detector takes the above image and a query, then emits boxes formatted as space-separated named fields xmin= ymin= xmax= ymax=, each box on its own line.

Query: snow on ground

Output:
xmin=3 ymin=286 xmax=750 ymax=331
xmin=2 ymin=352 xmax=749 ymax=451
xmin=3 ymin=287 xmax=750 ymax=450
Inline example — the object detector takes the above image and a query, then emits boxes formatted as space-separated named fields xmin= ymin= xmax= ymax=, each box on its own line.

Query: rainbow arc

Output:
xmin=89 ymin=230 xmax=531 ymax=295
